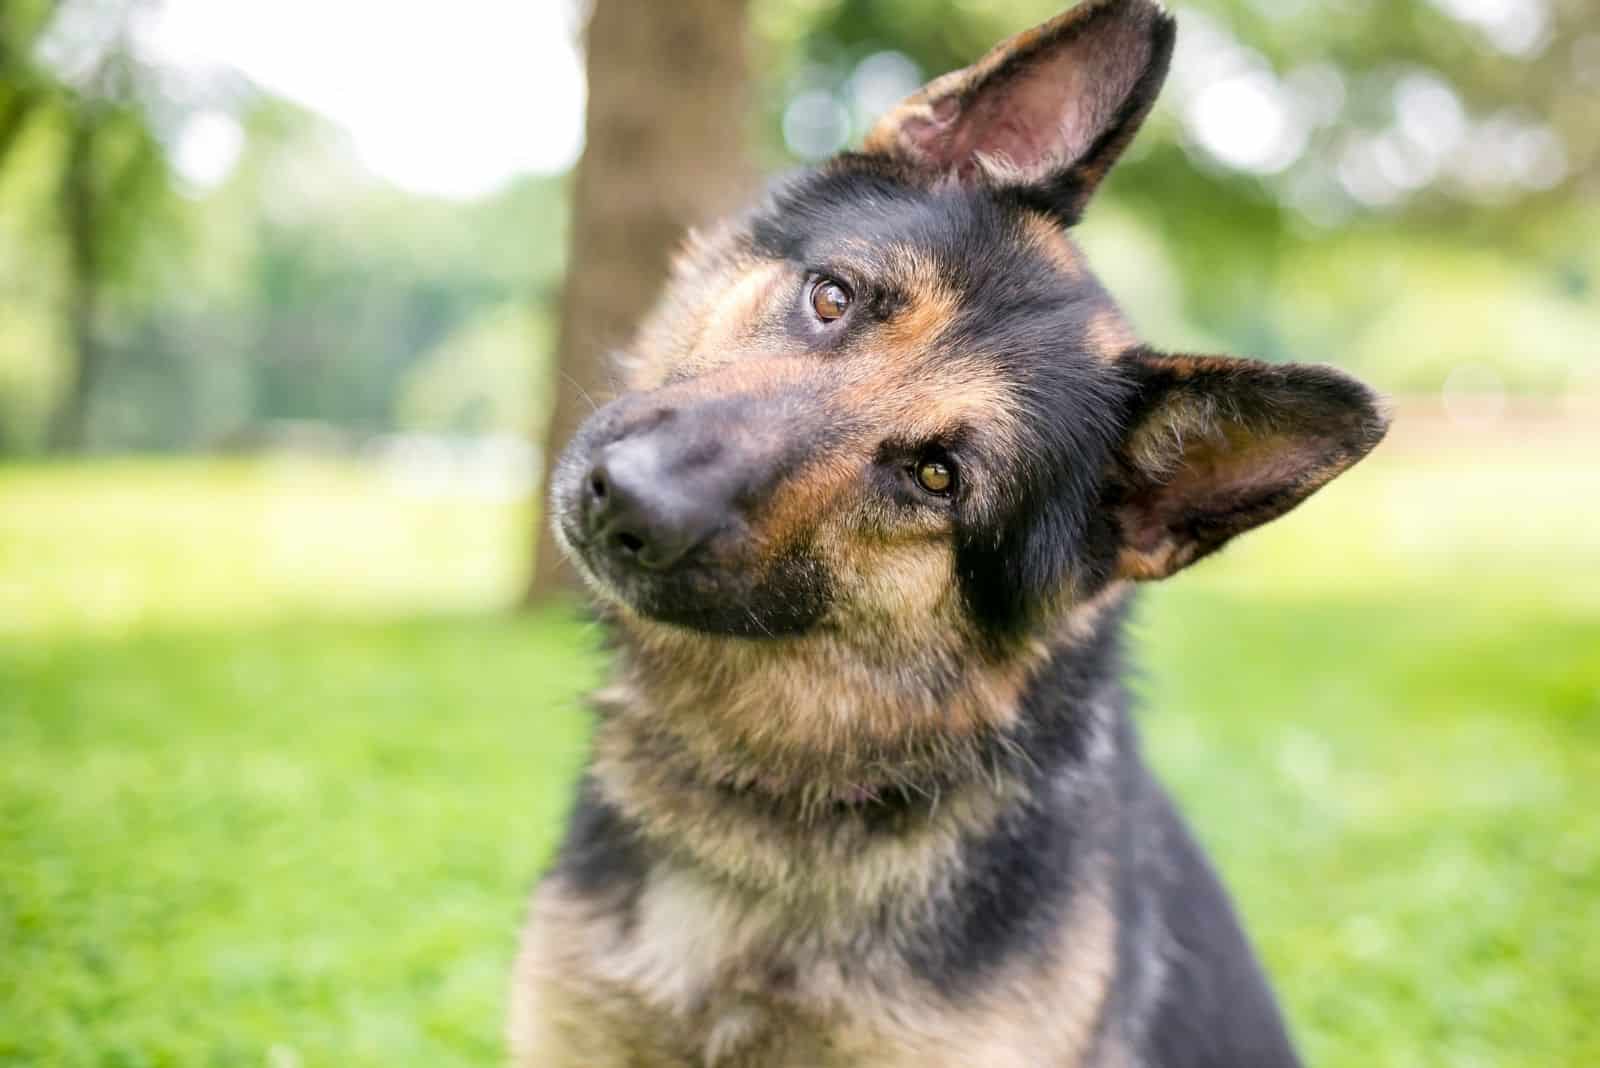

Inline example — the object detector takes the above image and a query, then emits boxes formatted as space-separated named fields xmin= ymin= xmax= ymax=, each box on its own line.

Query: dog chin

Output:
xmin=590 ymin=560 xmax=823 ymax=641
xmin=613 ymin=575 xmax=788 ymax=639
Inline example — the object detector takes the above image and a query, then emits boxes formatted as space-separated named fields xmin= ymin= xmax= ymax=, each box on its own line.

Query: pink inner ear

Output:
xmin=1124 ymin=432 xmax=1330 ymax=557
xmin=956 ymin=56 xmax=1100 ymax=174
xmin=899 ymin=99 xmax=962 ymax=167
xmin=905 ymin=14 xmax=1152 ymax=178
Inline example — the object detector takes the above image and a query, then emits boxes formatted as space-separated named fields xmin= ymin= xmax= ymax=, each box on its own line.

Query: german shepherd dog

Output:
xmin=513 ymin=1 xmax=1388 ymax=1063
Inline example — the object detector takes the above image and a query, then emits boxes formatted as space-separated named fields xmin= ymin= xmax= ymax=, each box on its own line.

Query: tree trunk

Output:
xmin=47 ymin=112 xmax=103 ymax=454
xmin=525 ymin=0 xmax=755 ymax=602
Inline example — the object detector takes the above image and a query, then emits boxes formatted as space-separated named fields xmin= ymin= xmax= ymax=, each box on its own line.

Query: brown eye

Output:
xmin=810 ymin=279 xmax=851 ymax=322
xmin=915 ymin=458 xmax=954 ymax=495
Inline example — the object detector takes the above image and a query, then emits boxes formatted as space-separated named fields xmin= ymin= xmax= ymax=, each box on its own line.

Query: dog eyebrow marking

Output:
xmin=689 ymin=260 xmax=789 ymax=366
xmin=879 ymin=244 xmax=963 ymax=355
xmin=883 ymin=358 xmax=1016 ymax=443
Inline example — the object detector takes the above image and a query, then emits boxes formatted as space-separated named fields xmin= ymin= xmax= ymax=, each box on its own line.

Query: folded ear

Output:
xmin=1108 ymin=351 xmax=1391 ymax=581
xmin=863 ymin=0 xmax=1175 ymax=222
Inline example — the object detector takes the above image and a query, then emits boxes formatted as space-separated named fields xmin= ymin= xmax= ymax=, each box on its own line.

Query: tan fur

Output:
xmin=1114 ymin=539 xmax=1197 ymax=581
xmin=686 ymin=261 xmax=790 ymax=375
xmin=877 ymin=245 xmax=962 ymax=354
xmin=513 ymin=5 xmax=1182 ymax=1060
xmin=511 ymin=784 xmax=1122 ymax=1068
xmin=1086 ymin=309 xmax=1139 ymax=361
xmin=509 ymin=1 xmax=1378 ymax=1060
xmin=517 ymin=203 xmax=1132 ymax=1050
xmin=594 ymin=238 xmax=1029 ymax=624
xmin=511 ymin=586 xmax=1133 ymax=1066
xmin=1023 ymin=211 xmax=1087 ymax=280
xmin=1019 ymin=214 xmax=1140 ymax=364
xmin=1113 ymin=355 xmax=1375 ymax=580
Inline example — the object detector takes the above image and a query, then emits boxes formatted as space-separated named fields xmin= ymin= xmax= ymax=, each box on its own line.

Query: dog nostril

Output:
xmin=613 ymin=530 xmax=644 ymax=555
xmin=589 ymin=472 xmax=608 ymax=500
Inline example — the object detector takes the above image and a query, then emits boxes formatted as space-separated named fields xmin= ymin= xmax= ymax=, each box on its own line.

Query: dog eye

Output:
xmin=810 ymin=278 xmax=851 ymax=322
xmin=914 ymin=458 xmax=954 ymax=495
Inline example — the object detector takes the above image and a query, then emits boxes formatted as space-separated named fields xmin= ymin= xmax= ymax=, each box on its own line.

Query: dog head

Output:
xmin=549 ymin=0 xmax=1388 ymax=660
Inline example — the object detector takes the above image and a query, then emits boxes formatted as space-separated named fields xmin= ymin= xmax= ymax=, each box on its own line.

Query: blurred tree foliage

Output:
xmin=0 ymin=0 xmax=567 ymax=455
xmin=1 ymin=0 xmax=177 ymax=451
xmin=0 ymin=0 xmax=1594 ymax=457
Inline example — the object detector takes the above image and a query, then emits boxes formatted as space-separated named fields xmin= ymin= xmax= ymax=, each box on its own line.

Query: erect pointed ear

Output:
xmin=1108 ymin=351 xmax=1391 ymax=581
xmin=863 ymin=0 xmax=1175 ymax=223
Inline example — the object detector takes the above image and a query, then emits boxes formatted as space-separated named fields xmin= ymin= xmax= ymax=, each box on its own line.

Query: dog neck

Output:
xmin=567 ymin=584 xmax=1135 ymax=914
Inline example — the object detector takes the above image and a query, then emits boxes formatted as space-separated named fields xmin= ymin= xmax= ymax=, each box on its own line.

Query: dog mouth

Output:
xmin=556 ymin=509 xmax=830 ymax=639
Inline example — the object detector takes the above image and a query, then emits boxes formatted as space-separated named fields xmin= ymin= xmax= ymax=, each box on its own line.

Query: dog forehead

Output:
xmin=751 ymin=165 xmax=1008 ymax=275
xmin=748 ymin=165 xmax=1128 ymax=345
xmin=634 ymin=161 xmax=1133 ymax=425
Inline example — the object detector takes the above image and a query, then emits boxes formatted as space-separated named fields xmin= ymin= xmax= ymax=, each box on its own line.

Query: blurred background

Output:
xmin=1 ymin=0 xmax=1596 ymax=1064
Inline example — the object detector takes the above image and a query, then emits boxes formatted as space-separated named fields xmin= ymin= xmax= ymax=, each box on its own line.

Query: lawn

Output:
xmin=2 ymin=429 xmax=1597 ymax=1067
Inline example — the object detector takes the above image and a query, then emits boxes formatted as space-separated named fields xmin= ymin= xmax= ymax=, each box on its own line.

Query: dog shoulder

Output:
xmin=1117 ymin=761 xmax=1305 ymax=1067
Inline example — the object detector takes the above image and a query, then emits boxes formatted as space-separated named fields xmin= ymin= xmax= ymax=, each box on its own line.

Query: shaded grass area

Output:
xmin=2 ymin=446 xmax=1597 ymax=1065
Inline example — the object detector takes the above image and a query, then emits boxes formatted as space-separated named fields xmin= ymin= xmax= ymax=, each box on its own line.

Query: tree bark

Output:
xmin=525 ymin=0 xmax=755 ymax=602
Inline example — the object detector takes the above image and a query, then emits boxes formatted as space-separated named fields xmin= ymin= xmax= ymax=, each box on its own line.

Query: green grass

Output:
xmin=1 ymin=617 xmax=597 ymax=1067
xmin=2 ymin=437 xmax=1597 ymax=1066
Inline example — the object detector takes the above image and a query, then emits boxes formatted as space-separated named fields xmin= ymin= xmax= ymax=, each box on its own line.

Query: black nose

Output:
xmin=583 ymin=435 xmax=728 ymax=570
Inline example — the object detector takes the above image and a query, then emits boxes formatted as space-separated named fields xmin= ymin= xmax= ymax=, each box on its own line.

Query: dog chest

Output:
xmin=514 ymin=860 xmax=1122 ymax=1068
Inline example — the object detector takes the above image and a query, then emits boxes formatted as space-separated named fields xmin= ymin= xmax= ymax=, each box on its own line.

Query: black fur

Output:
xmin=901 ymin=618 xmax=1124 ymax=991
xmin=750 ymin=165 xmax=1135 ymax=634
xmin=905 ymin=779 xmax=1083 ymax=993
xmin=549 ymin=382 xmax=845 ymax=637
xmin=902 ymin=597 xmax=1300 ymax=1067
xmin=1138 ymin=785 xmax=1301 ymax=1066
xmin=529 ymin=4 xmax=1387 ymax=1063
xmin=553 ymin=773 xmax=651 ymax=900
